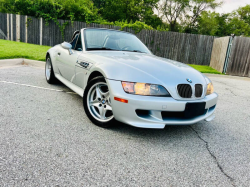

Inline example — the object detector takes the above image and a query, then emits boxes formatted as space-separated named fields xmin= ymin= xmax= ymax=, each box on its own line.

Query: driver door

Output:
xmin=56 ymin=33 xmax=82 ymax=82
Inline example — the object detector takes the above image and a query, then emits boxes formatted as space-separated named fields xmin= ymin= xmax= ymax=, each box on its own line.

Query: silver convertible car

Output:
xmin=45 ymin=28 xmax=218 ymax=129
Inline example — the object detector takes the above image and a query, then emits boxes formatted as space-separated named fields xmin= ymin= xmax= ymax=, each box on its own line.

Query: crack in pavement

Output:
xmin=225 ymin=88 xmax=237 ymax=96
xmin=212 ymin=80 xmax=243 ymax=90
xmin=213 ymin=80 xmax=250 ymax=101
xmin=189 ymin=126 xmax=236 ymax=187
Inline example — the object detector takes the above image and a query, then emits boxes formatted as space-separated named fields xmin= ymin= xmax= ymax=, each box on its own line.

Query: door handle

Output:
xmin=58 ymin=52 xmax=61 ymax=56
xmin=79 ymin=62 xmax=89 ymax=68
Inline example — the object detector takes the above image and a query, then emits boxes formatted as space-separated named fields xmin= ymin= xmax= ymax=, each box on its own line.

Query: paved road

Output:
xmin=0 ymin=64 xmax=250 ymax=186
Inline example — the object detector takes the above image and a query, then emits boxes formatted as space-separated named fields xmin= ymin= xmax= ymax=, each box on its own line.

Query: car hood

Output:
xmin=86 ymin=51 xmax=207 ymax=100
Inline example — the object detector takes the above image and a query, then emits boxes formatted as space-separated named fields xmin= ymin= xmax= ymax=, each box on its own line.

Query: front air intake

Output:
xmin=177 ymin=84 xmax=192 ymax=98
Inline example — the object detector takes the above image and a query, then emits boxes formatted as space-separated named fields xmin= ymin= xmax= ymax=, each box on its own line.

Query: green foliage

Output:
xmin=119 ymin=21 xmax=154 ymax=33
xmin=94 ymin=20 xmax=154 ymax=33
xmin=197 ymin=11 xmax=220 ymax=36
xmin=188 ymin=64 xmax=222 ymax=74
xmin=92 ymin=0 xmax=159 ymax=23
xmin=26 ymin=17 xmax=32 ymax=27
xmin=0 ymin=0 xmax=100 ymax=39
xmin=144 ymin=14 xmax=166 ymax=29
xmin=196 ymin=6 xmax=250 ymax=37
xmin=0 ymin=0 xmax=157 ymax=36
xmin=234 ymin=5 xmax=250 ymax=25
xmin=2 ymin=0 xmax=250 ymax=37
xmin=227 ymin=17 xmax=250 ymax=36
xmin=158 ymin=0 xmax=221 ymax=32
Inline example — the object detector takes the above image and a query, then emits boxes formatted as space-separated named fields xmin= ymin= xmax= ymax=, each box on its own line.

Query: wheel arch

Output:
xmin=46 ymin=52 xmax=50 ymax=59
xmin=45 ymin=49 xmax=59 ymax=74
xmin=87 ymin=71 xmax=105 ymax=83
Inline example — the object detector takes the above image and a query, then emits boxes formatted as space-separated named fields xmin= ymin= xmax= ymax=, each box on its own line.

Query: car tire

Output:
xmin=45 ymin=55 xmax=57 ymax=84
xmin=83 ymin=76 xmax=115 ymax=128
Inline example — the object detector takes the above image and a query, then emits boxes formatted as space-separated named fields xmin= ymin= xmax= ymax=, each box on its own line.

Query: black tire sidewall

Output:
xmin=83 ymin=77 xmax=115 ymax=128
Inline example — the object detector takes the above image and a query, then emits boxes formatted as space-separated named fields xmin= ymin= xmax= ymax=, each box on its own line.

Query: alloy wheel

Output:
xmin=45 ymin=58 xmax=52 ymax=80
xmin=87 ymin=82 xmax=114 ymax=122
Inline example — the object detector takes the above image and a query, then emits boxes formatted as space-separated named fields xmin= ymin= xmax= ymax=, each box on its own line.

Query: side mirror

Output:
xmin=61 ymin=42 xmax=73 ymax=55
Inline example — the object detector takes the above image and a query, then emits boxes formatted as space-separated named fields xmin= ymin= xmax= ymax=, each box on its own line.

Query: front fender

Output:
xmin=46 ymin=45 xmax=60 ymax=74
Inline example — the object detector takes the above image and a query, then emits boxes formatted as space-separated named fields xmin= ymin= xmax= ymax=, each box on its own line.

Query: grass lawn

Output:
xmin=188 ymin=64 xmax=222 ymax=74
xmin=0 ymin=39 xmax=50 ymax=61
xmin=0 ymin=39 xmax=222 ymax=74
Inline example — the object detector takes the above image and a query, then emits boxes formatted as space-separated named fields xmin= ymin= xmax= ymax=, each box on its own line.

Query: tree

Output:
xmin=197 ymin=11 xmax=219 ymax=35
xmin=0 ymin=0 xmax=99 ymax=23
xmin=196 ymin=5 xmax=250 ymax=37
xmin=143 ymin=14 xmax=165 ymax=29
xmin=93 ymin=0 xmax=159 ymax=23
xmin=158 ymin=0 xmax=221 ymax=32
xmin=188 ymin=0 xmax=221 ymax=28
xmin=158 ymin=0 xmax=189 ymax=32
xmin=196 ymin=11 xmax=230 ymax=36
xmin=227 ymin=17 xmax=250 ymax=36
xmin=234 ymin=5 xmax=250 ymax=25
xmin=226 ymin=5 xmax=250 ymax=36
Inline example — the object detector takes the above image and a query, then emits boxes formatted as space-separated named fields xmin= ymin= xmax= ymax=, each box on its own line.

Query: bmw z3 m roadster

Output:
xmin=45 ymin=28 xmax=218 ymax=129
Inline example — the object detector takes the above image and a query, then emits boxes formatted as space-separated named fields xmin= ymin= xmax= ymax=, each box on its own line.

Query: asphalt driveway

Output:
xmin=0 ymin=63 xmax=250 ymax=186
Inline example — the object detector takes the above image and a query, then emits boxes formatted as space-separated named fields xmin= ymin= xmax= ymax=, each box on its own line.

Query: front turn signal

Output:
xmin=114 ymin=97 xmax=128 ymax=103
xmin=206 ymin=83 xmax=214 ymax=95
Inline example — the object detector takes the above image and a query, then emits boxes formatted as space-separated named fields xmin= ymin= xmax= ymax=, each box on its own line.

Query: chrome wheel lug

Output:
xmin=104 ymin=105 xmax=106 ymax=108
xmin=98 ymin=98 xmax=101 ymax=101
xmin=99 ymin=104 xmax=102 ymax=107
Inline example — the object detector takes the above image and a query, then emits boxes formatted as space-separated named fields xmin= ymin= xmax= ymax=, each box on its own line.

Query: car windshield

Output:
xmin=84 ymin=29 xmax=151 ymax=54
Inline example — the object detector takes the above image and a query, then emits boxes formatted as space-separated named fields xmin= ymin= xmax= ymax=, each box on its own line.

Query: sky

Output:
xmin=215 ymin=0 xmax=250 ymax=13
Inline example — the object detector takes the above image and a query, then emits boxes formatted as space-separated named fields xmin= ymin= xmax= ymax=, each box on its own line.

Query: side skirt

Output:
xmin=55 ymin=73 xmax=84 ymax=97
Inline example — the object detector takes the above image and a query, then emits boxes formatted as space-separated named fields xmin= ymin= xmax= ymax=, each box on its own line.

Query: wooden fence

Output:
xmin=227 ymin=37 xmax=250 ymax=77
xmin=0 ymin=12 xmax=215 ymax=65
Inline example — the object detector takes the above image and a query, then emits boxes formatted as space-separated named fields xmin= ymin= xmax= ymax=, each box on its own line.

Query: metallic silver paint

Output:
xmin=46 ymin=28 xmax=218 ymax=128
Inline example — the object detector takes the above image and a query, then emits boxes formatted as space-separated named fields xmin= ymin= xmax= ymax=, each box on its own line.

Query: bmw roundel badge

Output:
xmin=186 ymin=78 xmax=192 ymax=83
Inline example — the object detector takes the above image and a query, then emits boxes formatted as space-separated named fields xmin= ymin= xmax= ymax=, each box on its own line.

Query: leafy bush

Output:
xmin=0 ymin=0 xmax=99 ymax=23
xmin=94 ymin=20 xmax=154 ymax=33
xmin=0 ymin=0 xmax=155 ymax=35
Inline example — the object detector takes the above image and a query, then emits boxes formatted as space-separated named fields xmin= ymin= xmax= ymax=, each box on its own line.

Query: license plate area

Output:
xmin=185 ymin=102 xmax=206 ymax=118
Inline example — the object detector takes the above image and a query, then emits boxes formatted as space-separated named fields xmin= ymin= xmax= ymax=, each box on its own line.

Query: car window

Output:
xmin=75 ymin=34 xmax=82 ymax=51
xmin=116 ymin=38 xmax=141 ymax=50
xmin=85 ymin=30 xmax=110 ymax=48
xmin=70 ymin=34 xmax=79 ymax=49
xmin=84 ymin=29 xmax=151 ymax=54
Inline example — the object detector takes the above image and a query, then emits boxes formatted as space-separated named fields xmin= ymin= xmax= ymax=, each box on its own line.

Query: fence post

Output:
xmin=25 ymin=15 xmax=28 ymax=43
xmin=7 ymin=13 xmax=9 ymax=40
xmin=16 ymin=14 xmax=20 ymax=42
xmin=10 ymin=14 xmax=13 ymax=41
xmin=40 ymin=18 xmax=43 ymax=45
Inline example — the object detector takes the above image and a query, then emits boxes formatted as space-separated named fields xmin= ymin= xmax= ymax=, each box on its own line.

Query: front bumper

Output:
xmin=107 ymin=79 xmax=218 ymax=129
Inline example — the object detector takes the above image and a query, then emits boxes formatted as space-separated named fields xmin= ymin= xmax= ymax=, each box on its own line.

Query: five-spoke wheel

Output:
xmin=83 ymin=77 xmax=115 ymax=127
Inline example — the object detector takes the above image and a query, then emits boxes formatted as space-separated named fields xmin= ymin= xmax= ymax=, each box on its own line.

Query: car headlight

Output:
xmin=121 ymin=81 xmax=171 ymax=97
xmin=206 ymin=82 xmax=214 ymax=95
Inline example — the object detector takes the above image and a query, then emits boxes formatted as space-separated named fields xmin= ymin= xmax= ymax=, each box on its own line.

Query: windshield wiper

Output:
xmin=122 ymin=49 xmax=146 ymax=53
xmin=87 ymin=47 xmax=118 ymax=51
